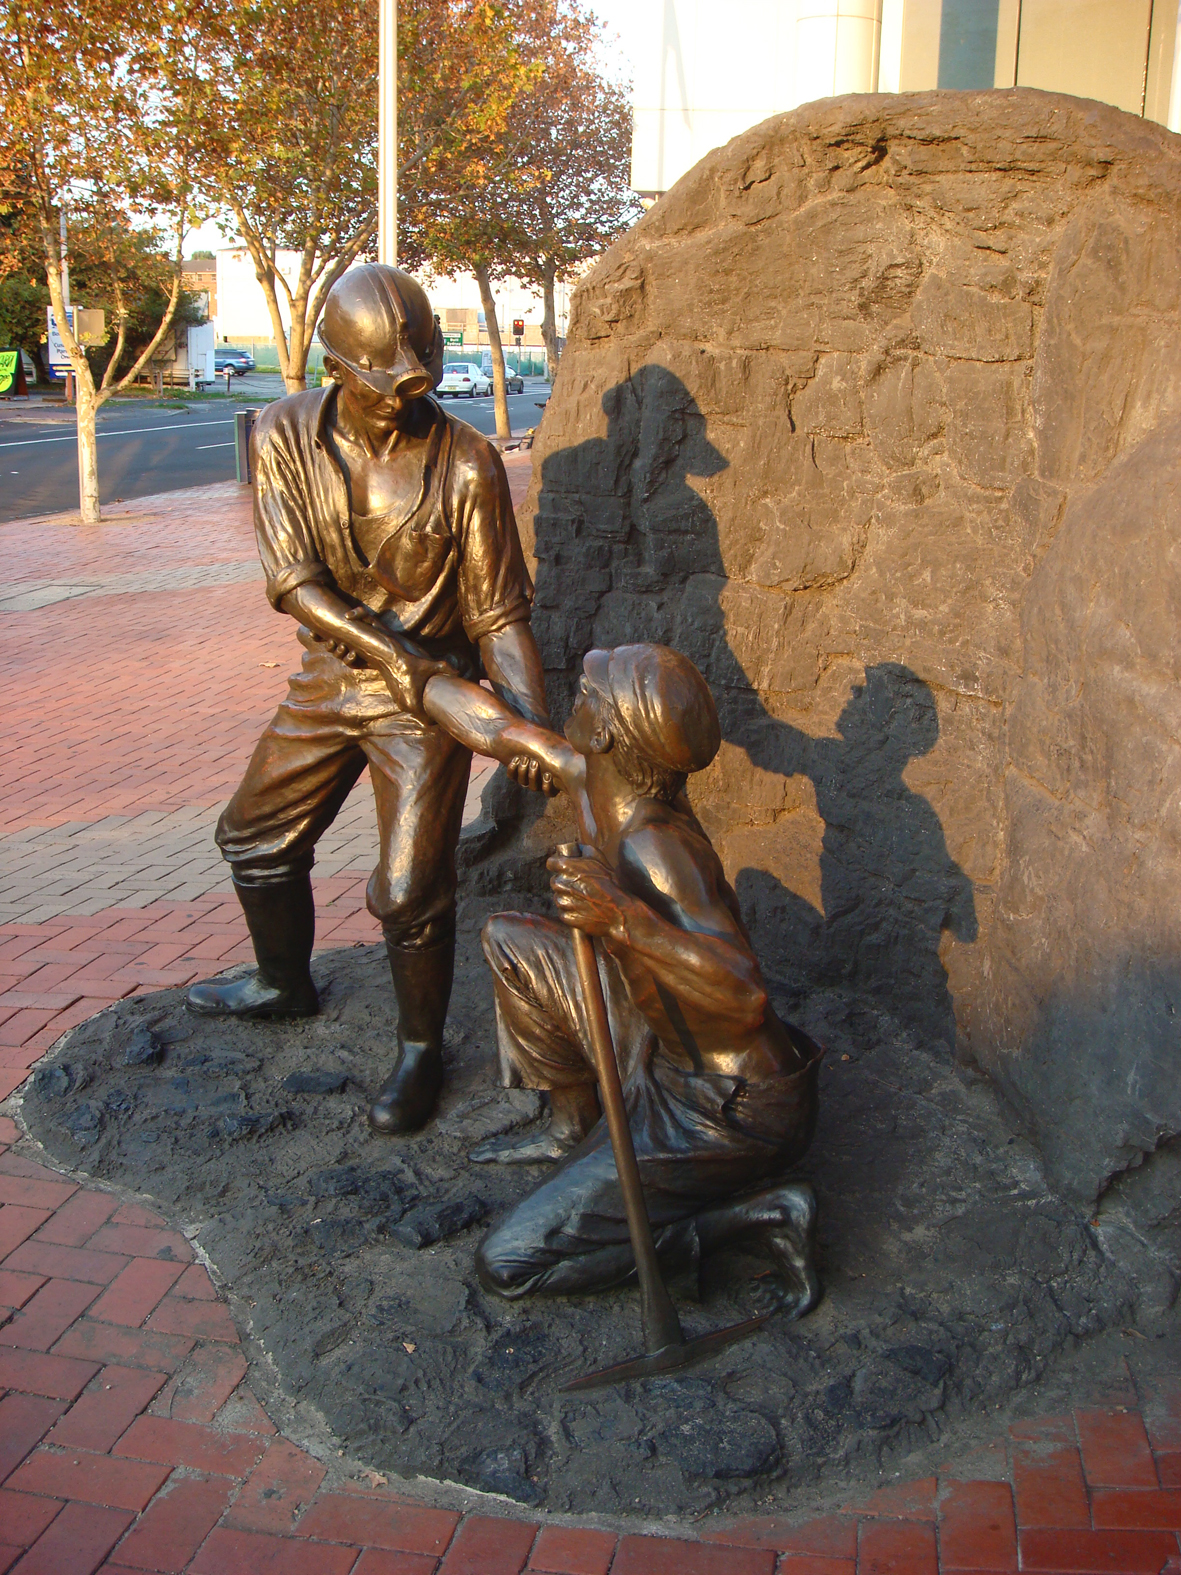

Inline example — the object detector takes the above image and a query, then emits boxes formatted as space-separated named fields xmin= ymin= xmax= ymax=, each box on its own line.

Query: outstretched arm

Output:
xmin=479 ymin=621 xmax=559 ymax=794
xmin=421 ymin=673 xmax=580 ymax=791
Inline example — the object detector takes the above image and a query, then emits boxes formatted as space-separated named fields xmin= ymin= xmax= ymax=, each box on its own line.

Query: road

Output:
xmin=0 ymin=375 xmax=551 ymax=523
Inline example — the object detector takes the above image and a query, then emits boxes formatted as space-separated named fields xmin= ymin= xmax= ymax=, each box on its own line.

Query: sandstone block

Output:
xmin=511 ymin=90 xmax=1181 ymax=1215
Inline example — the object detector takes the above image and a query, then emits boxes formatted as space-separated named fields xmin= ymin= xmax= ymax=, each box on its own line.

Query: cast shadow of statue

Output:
xmin=530 ymin=363 xmax=977 ymax=1048
xmin=737 ymin=664 xmax=978 ymax=1047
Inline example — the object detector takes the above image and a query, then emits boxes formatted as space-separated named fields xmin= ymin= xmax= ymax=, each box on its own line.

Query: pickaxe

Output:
xmin=556 ymin=843 xmax=769 ymax=1392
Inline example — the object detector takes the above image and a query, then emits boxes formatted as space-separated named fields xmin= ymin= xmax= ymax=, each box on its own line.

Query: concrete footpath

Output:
xmin=0 ymin=468 xmax=1178 ymax=1574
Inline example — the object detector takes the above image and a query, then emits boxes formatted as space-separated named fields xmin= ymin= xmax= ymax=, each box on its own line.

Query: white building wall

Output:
xmin=629 ymin=0 xmax=1181 ymax=197
xmin=795 ymin=0 xmax=883 ymax=103
xmin=629 ymin=0 xmax=795 ymax=197
xmin=630 ymin=0 xmax=884 ymax=196
xmin=214 ymin=249 xmax=302 ymax=340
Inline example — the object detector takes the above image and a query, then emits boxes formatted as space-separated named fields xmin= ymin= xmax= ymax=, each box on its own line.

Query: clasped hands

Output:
xmin=311 ymin=605 xmax=449 ymax=716
xmin=315 ymin=607 xmax=555 ymax=795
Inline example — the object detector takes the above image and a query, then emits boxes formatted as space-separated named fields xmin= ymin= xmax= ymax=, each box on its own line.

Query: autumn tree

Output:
xmin=190 ymin=0 xmax=375 ymax=395
xmin=502 ymin=0 xmax=640 ymax=381
xmin=401 ymin=198 xmax=522 ymax=440
xmin=0 ymin=219 xmax=200 ymax=384
xmin=0 ymin=0 xmax=208 ymax=522
xmin=0 ymin=175 xmax=43 ymax=372
xmin=402 ymin=0 xmax=638 ymax=435
xmin=194 ymin=0 xmax=536 ymax=396
xmin=398 ymin=2 xmax=543 ymax=440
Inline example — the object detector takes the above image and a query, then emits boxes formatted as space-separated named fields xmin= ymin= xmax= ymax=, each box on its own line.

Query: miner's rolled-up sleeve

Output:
xmin=251 ymin=418 xmax=331 ymax=609
xmin=454 ymin=442 xmax=534 ymax=644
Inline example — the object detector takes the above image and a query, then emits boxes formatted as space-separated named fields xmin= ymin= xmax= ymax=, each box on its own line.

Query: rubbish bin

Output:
xmin=235 ymin=408 xmax=258 ymax=486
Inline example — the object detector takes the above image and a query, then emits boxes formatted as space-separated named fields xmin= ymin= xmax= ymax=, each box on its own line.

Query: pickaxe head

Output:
xmin=560 ymin=1312 xmax=770 ymax=1393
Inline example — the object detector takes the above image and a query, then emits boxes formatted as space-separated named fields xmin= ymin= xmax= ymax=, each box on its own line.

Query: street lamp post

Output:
xmin=60 ymin=210 xmax=76 ymax=405
xmin=379 ymin=0 xmax=397 ymax=266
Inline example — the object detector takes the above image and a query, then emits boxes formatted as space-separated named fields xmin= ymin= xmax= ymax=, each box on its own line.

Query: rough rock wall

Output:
xmin=516 ymin=90 xmax=1181 ymax=1207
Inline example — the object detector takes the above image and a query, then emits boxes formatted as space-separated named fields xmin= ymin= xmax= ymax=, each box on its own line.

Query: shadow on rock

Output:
xmin=529 ymin=365 xmax=977 ymax=1047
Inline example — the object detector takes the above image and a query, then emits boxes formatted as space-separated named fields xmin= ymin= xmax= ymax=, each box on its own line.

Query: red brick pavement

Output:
xmin=0 ymin=883 xmax=377 ymax=1100
xmin=3 ymin=484 xmax=265 ymax=834
xmin=2 ymin=580 xmax=286 ymax=832
xmin=1 ymin=473 xmax=1179 ymax=1572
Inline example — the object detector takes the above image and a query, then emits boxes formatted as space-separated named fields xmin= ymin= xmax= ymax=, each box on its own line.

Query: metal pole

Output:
xmin=379 ymin=0 xmax=397 ymax=266
xmin=59 ymin=210 xmax=70 ymax=310
xmin=60 ymin=210 xmax=75 ymax=403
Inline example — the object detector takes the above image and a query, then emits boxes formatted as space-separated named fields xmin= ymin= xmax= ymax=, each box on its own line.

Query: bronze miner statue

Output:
xmin=361 ymin=639 xmax=823 ymax=1321
xmin=187 ymin=264 xmax=550 ymax=1137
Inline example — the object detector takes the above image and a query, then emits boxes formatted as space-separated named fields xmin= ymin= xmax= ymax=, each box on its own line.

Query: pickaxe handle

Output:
xmin=559 ymin=843 xmax=684 ymax=1355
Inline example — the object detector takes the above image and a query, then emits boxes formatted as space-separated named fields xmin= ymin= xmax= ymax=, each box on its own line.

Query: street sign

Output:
xmin=75 ymin=308 xmax=105 ymax=345
xmin=47 ymin=307 xmax=73 ymax=373
xmin=442 ymin=330 xmax=464 ymax=345
xmin=46 ymin=306 xmax=106 ymax=372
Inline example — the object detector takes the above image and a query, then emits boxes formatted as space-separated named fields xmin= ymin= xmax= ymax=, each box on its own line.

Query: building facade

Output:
xmin=630 ymin=0 xmax=1181 ymax=197
xmin=180 ymin=258 xmax=216 ymax=320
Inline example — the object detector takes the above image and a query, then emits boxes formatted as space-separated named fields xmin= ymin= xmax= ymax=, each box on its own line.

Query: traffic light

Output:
xmin=512 ymin=318 xmax=525 ymax=337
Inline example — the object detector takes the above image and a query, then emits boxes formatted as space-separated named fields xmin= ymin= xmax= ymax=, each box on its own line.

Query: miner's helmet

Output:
xmin=318 ymin=264 xmax=444 ymax=398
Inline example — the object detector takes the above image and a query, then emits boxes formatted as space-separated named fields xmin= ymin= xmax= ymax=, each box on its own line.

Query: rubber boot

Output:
xmin=694 ymin=1179 xmax=821 ymax=1319
xmin=368 ymin=929 xmax=454 ymax=1135
xmin=186 ymin=875 xmax=319 ymax=1019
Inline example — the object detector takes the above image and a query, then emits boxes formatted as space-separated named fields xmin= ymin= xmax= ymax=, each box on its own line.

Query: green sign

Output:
xmin=442 ymin=330 xmax=464 ymax=345
xmin=0 ymin=350 xmax=19 ymax=394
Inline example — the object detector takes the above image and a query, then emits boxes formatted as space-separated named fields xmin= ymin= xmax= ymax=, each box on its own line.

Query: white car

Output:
xmin=438 ymin=362 xmax=491 ymax=398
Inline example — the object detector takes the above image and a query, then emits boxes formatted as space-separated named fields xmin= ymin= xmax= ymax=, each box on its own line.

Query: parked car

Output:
xmin=477 ymin=354 xmax=524 ymax=394
xmin=438 ymin=362 xmax=492 ymax=398
xmin=215 ymin=348 xmax=256 ymax=376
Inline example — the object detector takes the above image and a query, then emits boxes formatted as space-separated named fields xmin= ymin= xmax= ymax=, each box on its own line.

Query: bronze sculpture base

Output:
xmin=20 ymin=916 xmax=1158 ymax=1520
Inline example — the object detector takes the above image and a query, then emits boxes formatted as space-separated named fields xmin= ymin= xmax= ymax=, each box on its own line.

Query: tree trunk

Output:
xmin=38 ymin=192 xmax=186 ymax=523
xmin=41 ymin=238 xmax=102 ymax=524
xmin=474 ymin=264 xmax=511 ymax=440
xmin=249 ymin=251 xmax=295 ymax=391
xmin=541 ymin=263 xmax=560 ymax=384
xmin=75 ymin=377 xmax=101 ymax=524
xmin=285 ymin=311 xmax=309 ymax=394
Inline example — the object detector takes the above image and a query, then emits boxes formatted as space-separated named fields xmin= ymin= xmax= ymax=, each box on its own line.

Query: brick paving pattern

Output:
xmin=0 ymin=470 xmax=1178 ymax=1572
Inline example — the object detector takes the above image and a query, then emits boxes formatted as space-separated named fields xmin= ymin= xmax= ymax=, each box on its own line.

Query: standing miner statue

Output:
xmin=187 ymin=264 xmax=550 ymax=1136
